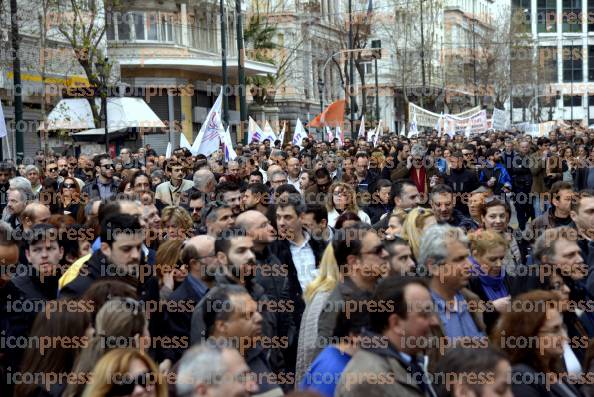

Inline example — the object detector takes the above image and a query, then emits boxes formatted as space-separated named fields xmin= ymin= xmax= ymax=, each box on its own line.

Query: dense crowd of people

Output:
xmin=2 ymin=127 xmax=594 ymax=396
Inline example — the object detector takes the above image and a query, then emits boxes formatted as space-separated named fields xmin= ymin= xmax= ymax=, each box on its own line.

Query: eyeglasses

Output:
xmin=190 ymin=207 xmax=202 ymax=213
xmin=68 ymin=163 xmax=77 ymax=167
xmin=62 ymin=183 xmax=76 ymax=189
xmin=101 ymin=164 xmax=115 ymax=169
xmin=47 ymin=167 xmax=58 ymax=172
xmin=109 ymin=372 xmax=156 ymax=396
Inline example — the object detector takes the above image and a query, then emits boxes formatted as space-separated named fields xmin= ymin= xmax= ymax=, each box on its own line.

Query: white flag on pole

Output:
xmin=278 ymin=122 xmax=286 ymax=144
xmin=326 ymin=126 xmax=334 ymax=142
xmin=292 ymin=118 xmax=307 ymax=148
xmin=358 ymin=115 xmax=366 ymax=139
xmin=263 ymin=121 xmax=277 ymax=142
xmin=373 ymin=120 xmax=383 ymax=147
xmin=180 ymin=133 xmax=193 ymax=151
xmin=192 ymin=88 xmax=223 ymax=156
xmin=221 ymin=125 xmax=237 ymax=161
xmin=0 ymin=100 xmax=7 ymax=138
xmin=248 ymin=117 xmax=266 ymax=143
xmin=165 ymin=142 xmax=172 ymax=159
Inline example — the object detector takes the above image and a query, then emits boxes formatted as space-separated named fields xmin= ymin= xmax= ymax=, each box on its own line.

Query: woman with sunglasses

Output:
xmin=82 ymin=348 xmax=166 ymax=397
xmin=59 ymin=177 xmax=85 ymax=222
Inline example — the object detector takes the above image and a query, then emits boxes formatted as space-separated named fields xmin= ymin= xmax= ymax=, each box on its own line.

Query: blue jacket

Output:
xmin=480 ymin=162 xmax=512 ymax=194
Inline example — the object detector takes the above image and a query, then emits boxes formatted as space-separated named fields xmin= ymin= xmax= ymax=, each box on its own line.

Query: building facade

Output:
xmin=512 ymin=0 xmax=594 ymax=125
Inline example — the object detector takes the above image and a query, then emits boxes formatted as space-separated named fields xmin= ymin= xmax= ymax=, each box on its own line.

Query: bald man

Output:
xmin=163 ymin=234 xmax=219 ymax=363
xmin=20 ymin=203 xmax=51 ymax=232
xmin=235 ymin=211 xmax=296 ymax=371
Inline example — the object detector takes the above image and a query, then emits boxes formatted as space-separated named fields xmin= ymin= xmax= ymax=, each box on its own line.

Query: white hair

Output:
xmin=193 ymin=169 xmax=215 ymax=190
xmin=176 ymin=345 xmax=229 ymax=396
xmin=418 ymin=224 xmax=469 ymax=269
xmin=9 ymin=176 xmax=32 ymax=193
xmin=410 ymin=144 xmax=427 ymax=158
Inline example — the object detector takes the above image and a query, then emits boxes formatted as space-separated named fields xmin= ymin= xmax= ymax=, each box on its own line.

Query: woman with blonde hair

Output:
xmin=467 ymin=229 xmax=511 ymax=333
xmin=296 ymin=244 xmax=342 ymax=385
xmin=64 ymin=299 xmax=150 ymax=397
xmin=155 ymin=239 xmax=187 ymax=300
xmin=161 ymin=205 xmax=193 ymax=240
xmin=82 ymin=348 xmax=167 ymax=397
xmin=400 ymin=207 xmax=437 ymax=260
xmin=326 ymin=182 xmax=371 ymax=227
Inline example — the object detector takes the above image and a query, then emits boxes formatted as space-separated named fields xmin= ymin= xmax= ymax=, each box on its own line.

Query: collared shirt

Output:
xmin=97 ymin=178 xmax=114 ymax=200
xmin=288 ymin=175 xmax=301 ymax=192
xmin=186 ymin=273 xmax=209 ymax=300
xmin=289 ymin=231 xmax=317 ymax=291
xmin=155 ymin=179 xmax=193 ymax=206
xmin=431 ymin=290 xmax=484 ymax=339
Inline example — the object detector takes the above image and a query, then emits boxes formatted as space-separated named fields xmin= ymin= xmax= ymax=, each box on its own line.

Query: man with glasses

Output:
xmin=317 ymin=222 xmax=389 ymax=358
xmin=155 ymin=160 xmax=193 ymax=207
xmin=269 ymin=170 xmax=288 ymax=193
xmin=83 ymin=154 xmax=119 ymax=200
xmin=187 ymin=191 xmax=206 ymax=232
xmin=45 ymin=162 xmax=63 ymax=184
xmin=163 ymin=235 xmax=219 ymax=363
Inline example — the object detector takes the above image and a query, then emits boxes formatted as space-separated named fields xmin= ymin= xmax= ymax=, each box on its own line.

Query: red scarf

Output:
xmin=411 ymin=167 xmax=427 ymax=194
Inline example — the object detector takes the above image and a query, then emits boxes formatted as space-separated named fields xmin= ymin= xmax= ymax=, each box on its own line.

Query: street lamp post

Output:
xmin=9 ymin=0 xmax=24 ymax=163
xmin=419 ymin=0 xmax=426 ymax=107
xmin=220 ymin=0 xmax=229 ymax=128
xmin=348 ymin=0 xmax=356 ymax=136
xmin=372 ymin=40 xmax=381 ymax=123
xmin=95 ymin=58 xmax=110 ymax=155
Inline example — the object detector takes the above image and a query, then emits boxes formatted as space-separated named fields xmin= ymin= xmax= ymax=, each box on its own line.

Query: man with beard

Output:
xmin=5 ymin=187 xmax=29 ymax=231
xmin=155 ymin=160 xmax=194 ymax=207
xmin=241 ymin=183 xmax=269 ymax=214
xmin=479 ymin=148 xmax=512 ymax=195
xmin=192 ymin=227 xmax=289 ymax=382
xmin=163 ymin=235 xmax=219 ymax=363
xmin=0 ymin=224 xmax=64 ymax=379
xmin=83 ymin=154 xmax=119 ymax=200
xmin=0 ymin=163 xmax=11 ymax=214
xmin=430 ymin=184 xmax=476 ymax=231
xmin=59 ymin=213 xmax=154 ymax=301
xmin=216 ymin=181 xmax=242 ymax=216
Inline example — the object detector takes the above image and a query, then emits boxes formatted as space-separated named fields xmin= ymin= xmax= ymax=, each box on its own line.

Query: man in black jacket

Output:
xmin=270 ymin=194 xmax=326 ymax=328
xmin=236 ymin=210 xmax=297 ymax=370
xmin=82 ymin=154 xmax=119 ymax=200
xmin=191 ymin=227 xmax=289 ymax=380
xmin=0 ymin=224 xmax=64 ymax=387
xmin=163 ymin=235 xmax=218 ymax=363
xmin=507 ymin=139 xmax=534 ymax=230
xmin=0 ymin=163 xmax=11 ymax=214
xmin=442 ymin=151 xmax=480 ymax=216
xmin=317 ymin=222 xmax=389 ymax=359
xmin=60 ymin=213 xmax=156 ymax=301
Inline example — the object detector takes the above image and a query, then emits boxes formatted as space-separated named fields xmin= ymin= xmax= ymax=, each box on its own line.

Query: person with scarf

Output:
xmin=467 ymin=229 xmax=512 ymax=334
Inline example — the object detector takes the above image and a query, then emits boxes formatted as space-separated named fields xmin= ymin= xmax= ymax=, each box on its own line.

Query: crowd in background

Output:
xmin=3 ymin=127 xmax=594 ymax=396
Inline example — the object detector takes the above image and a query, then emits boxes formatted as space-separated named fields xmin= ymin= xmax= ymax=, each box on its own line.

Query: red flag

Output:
xmin=309 ymin=100 xmax=346 ymax=128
